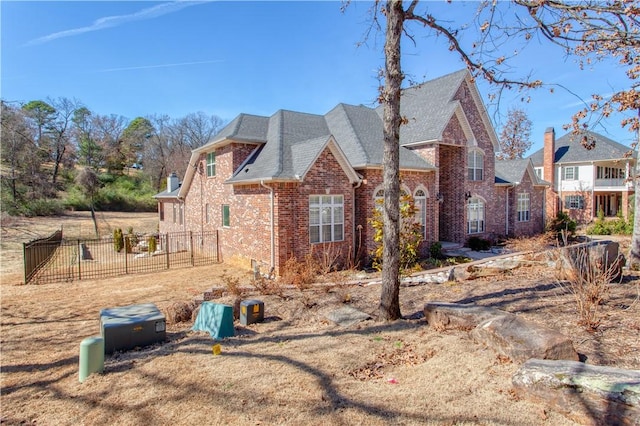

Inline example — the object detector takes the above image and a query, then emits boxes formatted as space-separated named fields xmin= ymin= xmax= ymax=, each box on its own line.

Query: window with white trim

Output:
xmin=309 ymin=195 xmax=344 ymax=243
xmin=206 ymin=152 xmax=216 ymax=177
xmin=565 ymin=195 xmax=585 ymax=210
xmin=468 ymin=149 xmax=484 ymax=181
xmin=467 ymin=197 xmax=485 ymax=234
xmin=517 ymin=193 xmax=530 ymax=222
xmin=562 ymin=166 xmax=579 ymax=181
xmin=414 ymin=189 xmax=427 ymax=237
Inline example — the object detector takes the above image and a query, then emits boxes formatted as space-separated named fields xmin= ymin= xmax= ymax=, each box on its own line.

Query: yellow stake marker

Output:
xmin=212 ymin=344 xmax=222 ymax=355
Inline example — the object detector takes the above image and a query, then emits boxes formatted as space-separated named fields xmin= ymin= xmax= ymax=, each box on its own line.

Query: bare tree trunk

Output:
xmin=629 ymin=124 xmax=640 ymax=269
xmin=378 ymin=0 xmax=404 ymax=321
xmin=90 ymin=204 xmax=99 ymax=239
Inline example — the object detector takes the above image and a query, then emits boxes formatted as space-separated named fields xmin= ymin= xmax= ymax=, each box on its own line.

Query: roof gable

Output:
xmin=495 ymin=158 xmax=548 ymax=186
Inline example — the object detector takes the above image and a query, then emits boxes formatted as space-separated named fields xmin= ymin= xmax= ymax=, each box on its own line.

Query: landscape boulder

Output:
xmin=423 ymin=302 xmax=504 ymax=331
xmin=556 ymin=240 xmax=625 ymax=282
xmin=513 ymin=358 xmax=640 ymax=425
xmin=471 ymin=314 xmax=579 ymax=362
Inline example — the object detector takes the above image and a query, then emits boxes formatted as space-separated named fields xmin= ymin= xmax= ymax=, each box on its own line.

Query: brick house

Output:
xmin=155 ymin=69 xmax=546 ymax=275
xmin=528 ymin=128 xmax=636 ymax=223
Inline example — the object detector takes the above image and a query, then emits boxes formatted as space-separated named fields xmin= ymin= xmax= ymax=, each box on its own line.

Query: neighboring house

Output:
xmin=155 ymin=69 xmax=545 ymax=275
xmin=495 ymin=158 xmax=549 ymax=237
xmin=528 ymin=128 xmax=635 ymax=223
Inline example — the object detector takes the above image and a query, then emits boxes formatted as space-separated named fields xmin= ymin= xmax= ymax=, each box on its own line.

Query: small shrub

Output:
xmin=429 ymin=242 xmax=443 ymax=259
xmin=164 ymin=301 xmax=196 ymax=324
xmin=369 ymin=193 xmax=423 ymax=272
xmin=548 ymin=211 xmax=577 ymax=244
xmin=113 ymin=228 xmax=124 ymax=252
xmin=554 ymin=246 xmax=619 ymax=332
xmin=252 ymin=276 xmax=285 ymax=298
xmin=221 ymin=271 xmax=244 ymax=296
xmin=466 ymin=236 xmax=491 ymax=251
xmin=148 ymin=235 xmax=157 ymax=253
xmin=279 ymin=255 xmax=317 ymax=290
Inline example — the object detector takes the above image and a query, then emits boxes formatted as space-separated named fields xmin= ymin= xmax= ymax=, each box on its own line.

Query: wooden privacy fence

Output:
xmin=23 ymin=229 xmax=63 ymax=284
xmin=23 ymin=231 xmax=219 ymax=284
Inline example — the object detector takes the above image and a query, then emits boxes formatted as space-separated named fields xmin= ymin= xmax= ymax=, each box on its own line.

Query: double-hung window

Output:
xmin=562 ymin=166 xmax=579 ymax=181
xmin=467 ymin=197 xmax=485 ymax=234
xmin=565 ymin=195 xmax=585 ymax=210
xmin=206 ymin=152 xmax=216 ymax=177
xmin=468 ymin=150 xmax=484 ymax=181
xmin=517 ymin=193 xmax=530 ymax=222
xmin=309 ymin=195 xmax=344 ymax=243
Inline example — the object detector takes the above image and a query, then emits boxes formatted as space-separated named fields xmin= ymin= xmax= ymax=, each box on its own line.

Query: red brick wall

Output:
xmin=353 ymin=168 xmax=437 ymax=265
xmin=494 ymin=177 xmax=546 ymax=238
xmin=273 ymin=147 xmax=355 ymax=273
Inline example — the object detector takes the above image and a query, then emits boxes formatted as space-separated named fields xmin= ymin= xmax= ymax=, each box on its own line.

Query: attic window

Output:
xmin=468 ymin=149 xmax=484 ymax=181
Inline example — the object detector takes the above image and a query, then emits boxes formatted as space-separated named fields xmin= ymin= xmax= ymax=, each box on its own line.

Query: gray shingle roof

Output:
xmin=495 ymin=159 xmax=531 ymax=184
xmin=376 ymin=69 xmax=468 ymax=145
xmin=495 ymin=158 xmax=549 ymax=186
xmin=529 ymin=130 xmax=632 ymax=165
xmin=192 ymin=70 xmax=489 ymax=186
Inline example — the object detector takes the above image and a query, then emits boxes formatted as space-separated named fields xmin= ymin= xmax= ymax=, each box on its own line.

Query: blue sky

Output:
xmin=1 ymin=1 xmax=634 ymax=155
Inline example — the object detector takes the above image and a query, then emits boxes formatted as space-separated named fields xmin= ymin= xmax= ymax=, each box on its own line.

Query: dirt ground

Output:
xmin=1 ymin=212 xmax=639 ymax=425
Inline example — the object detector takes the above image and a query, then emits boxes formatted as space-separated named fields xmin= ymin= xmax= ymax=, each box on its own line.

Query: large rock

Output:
xmin=423 ymin=302 xmax=505 ymax=331
xmin=557 ymin=240 xmax=625 ymax=282
xmin=513 ymin=359 xmax=640 ymax=426
xmin=471 ymin=314 xmax=579 ymax=362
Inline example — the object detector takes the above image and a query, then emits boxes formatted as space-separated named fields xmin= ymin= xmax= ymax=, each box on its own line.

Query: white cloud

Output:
xmin=26 ymin=1 xmax=210 ymax=46
xmin=97 ymin=59 xmax=225 ymax=73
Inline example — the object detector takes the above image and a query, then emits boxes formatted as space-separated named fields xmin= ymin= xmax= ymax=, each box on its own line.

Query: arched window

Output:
xmin=468 ymin=149 xmax=484 ymax=181
xmin=467 ymin=197 xmax=485 ymax=234
xmin=414 ymin=188 xmax=427 ymax=237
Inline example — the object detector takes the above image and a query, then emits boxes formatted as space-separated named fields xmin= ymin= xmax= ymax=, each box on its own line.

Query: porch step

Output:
xmin=440 ymin=241 xmax=463 ymax=253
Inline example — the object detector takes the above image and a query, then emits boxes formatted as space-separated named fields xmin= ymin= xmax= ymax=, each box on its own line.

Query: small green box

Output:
xmin=240 ymin=299 xmax=264 ymax=326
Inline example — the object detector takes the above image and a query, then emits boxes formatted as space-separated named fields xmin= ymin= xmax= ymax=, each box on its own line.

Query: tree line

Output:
xmin=0 ymin=98 xmax=223 ymax=215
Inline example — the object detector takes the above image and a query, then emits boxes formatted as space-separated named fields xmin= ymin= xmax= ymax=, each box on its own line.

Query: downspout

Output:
xmin=591 ymin=161 xmax=595 ymax=218
xmin=260 ymin=180 xmax=275 ymax=271
xmin=352 ymin=179 xmax=363 ymax=264
xmin=505 ymin=184 xmax=515 ymax=236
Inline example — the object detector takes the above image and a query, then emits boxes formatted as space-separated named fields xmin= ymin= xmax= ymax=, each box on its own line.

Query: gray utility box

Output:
xmin=240 ymin=299 xmax=264 ymax=326
xmin=100 ymin=303 xmax=166 ymax=354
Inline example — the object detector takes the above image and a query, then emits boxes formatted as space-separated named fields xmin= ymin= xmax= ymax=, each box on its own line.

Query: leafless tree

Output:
xmin=356 ymin=0 xmax=638 ymax=319
xmin=497 ymin=108 xmax=533 ymax=160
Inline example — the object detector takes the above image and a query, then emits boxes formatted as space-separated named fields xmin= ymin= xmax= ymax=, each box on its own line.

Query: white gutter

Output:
xmin=260 ymin=180 xmax=275 ymax=270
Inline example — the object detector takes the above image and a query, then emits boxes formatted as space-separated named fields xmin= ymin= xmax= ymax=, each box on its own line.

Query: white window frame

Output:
xmin=562 ymin=166 xmax=579 ymax=181
xmin=468 ymin=149 xmax=484 ymax=181
xmin=414 ymin=188 xmax=427 ymax=238
xmin=565 ymin=195 xmax=585 ymax=210
xmin=467 ymin=197 xmax=485 ymax=234
xmin=206 ymin=152 xmax=216 ymax=177
xmin=517 ymin=193 xmax=530 ymax=222
xmin=309 ymin=195 xmax=344 ymax=244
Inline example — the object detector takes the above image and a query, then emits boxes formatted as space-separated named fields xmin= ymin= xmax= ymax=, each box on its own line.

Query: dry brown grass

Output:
xmin=1 ymin=213 xmax=639 ymax=425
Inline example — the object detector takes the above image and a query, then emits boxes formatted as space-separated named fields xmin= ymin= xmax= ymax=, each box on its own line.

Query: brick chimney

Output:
xmin=543 ymin=127 xmax=557 ymax=219
xmin=543 ymin=128 xmax=555 ymax=187
xmin=167 ymin=172 xmax=179 ymax=193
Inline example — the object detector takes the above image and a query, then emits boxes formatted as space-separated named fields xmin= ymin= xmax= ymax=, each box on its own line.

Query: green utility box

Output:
xmin=192 ymin=302 xmax=235 ymax=339
xmin=100 ymin=303 xmax=166 ymax=354
xmin=240 ymin=299 xmax=264 ymax=326
xmin=79 ymin=336 xmax=104 ymax=382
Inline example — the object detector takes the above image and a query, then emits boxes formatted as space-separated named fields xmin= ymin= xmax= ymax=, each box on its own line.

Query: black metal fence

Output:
xmin=23 ymin=231 xmax=219 ymax=284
